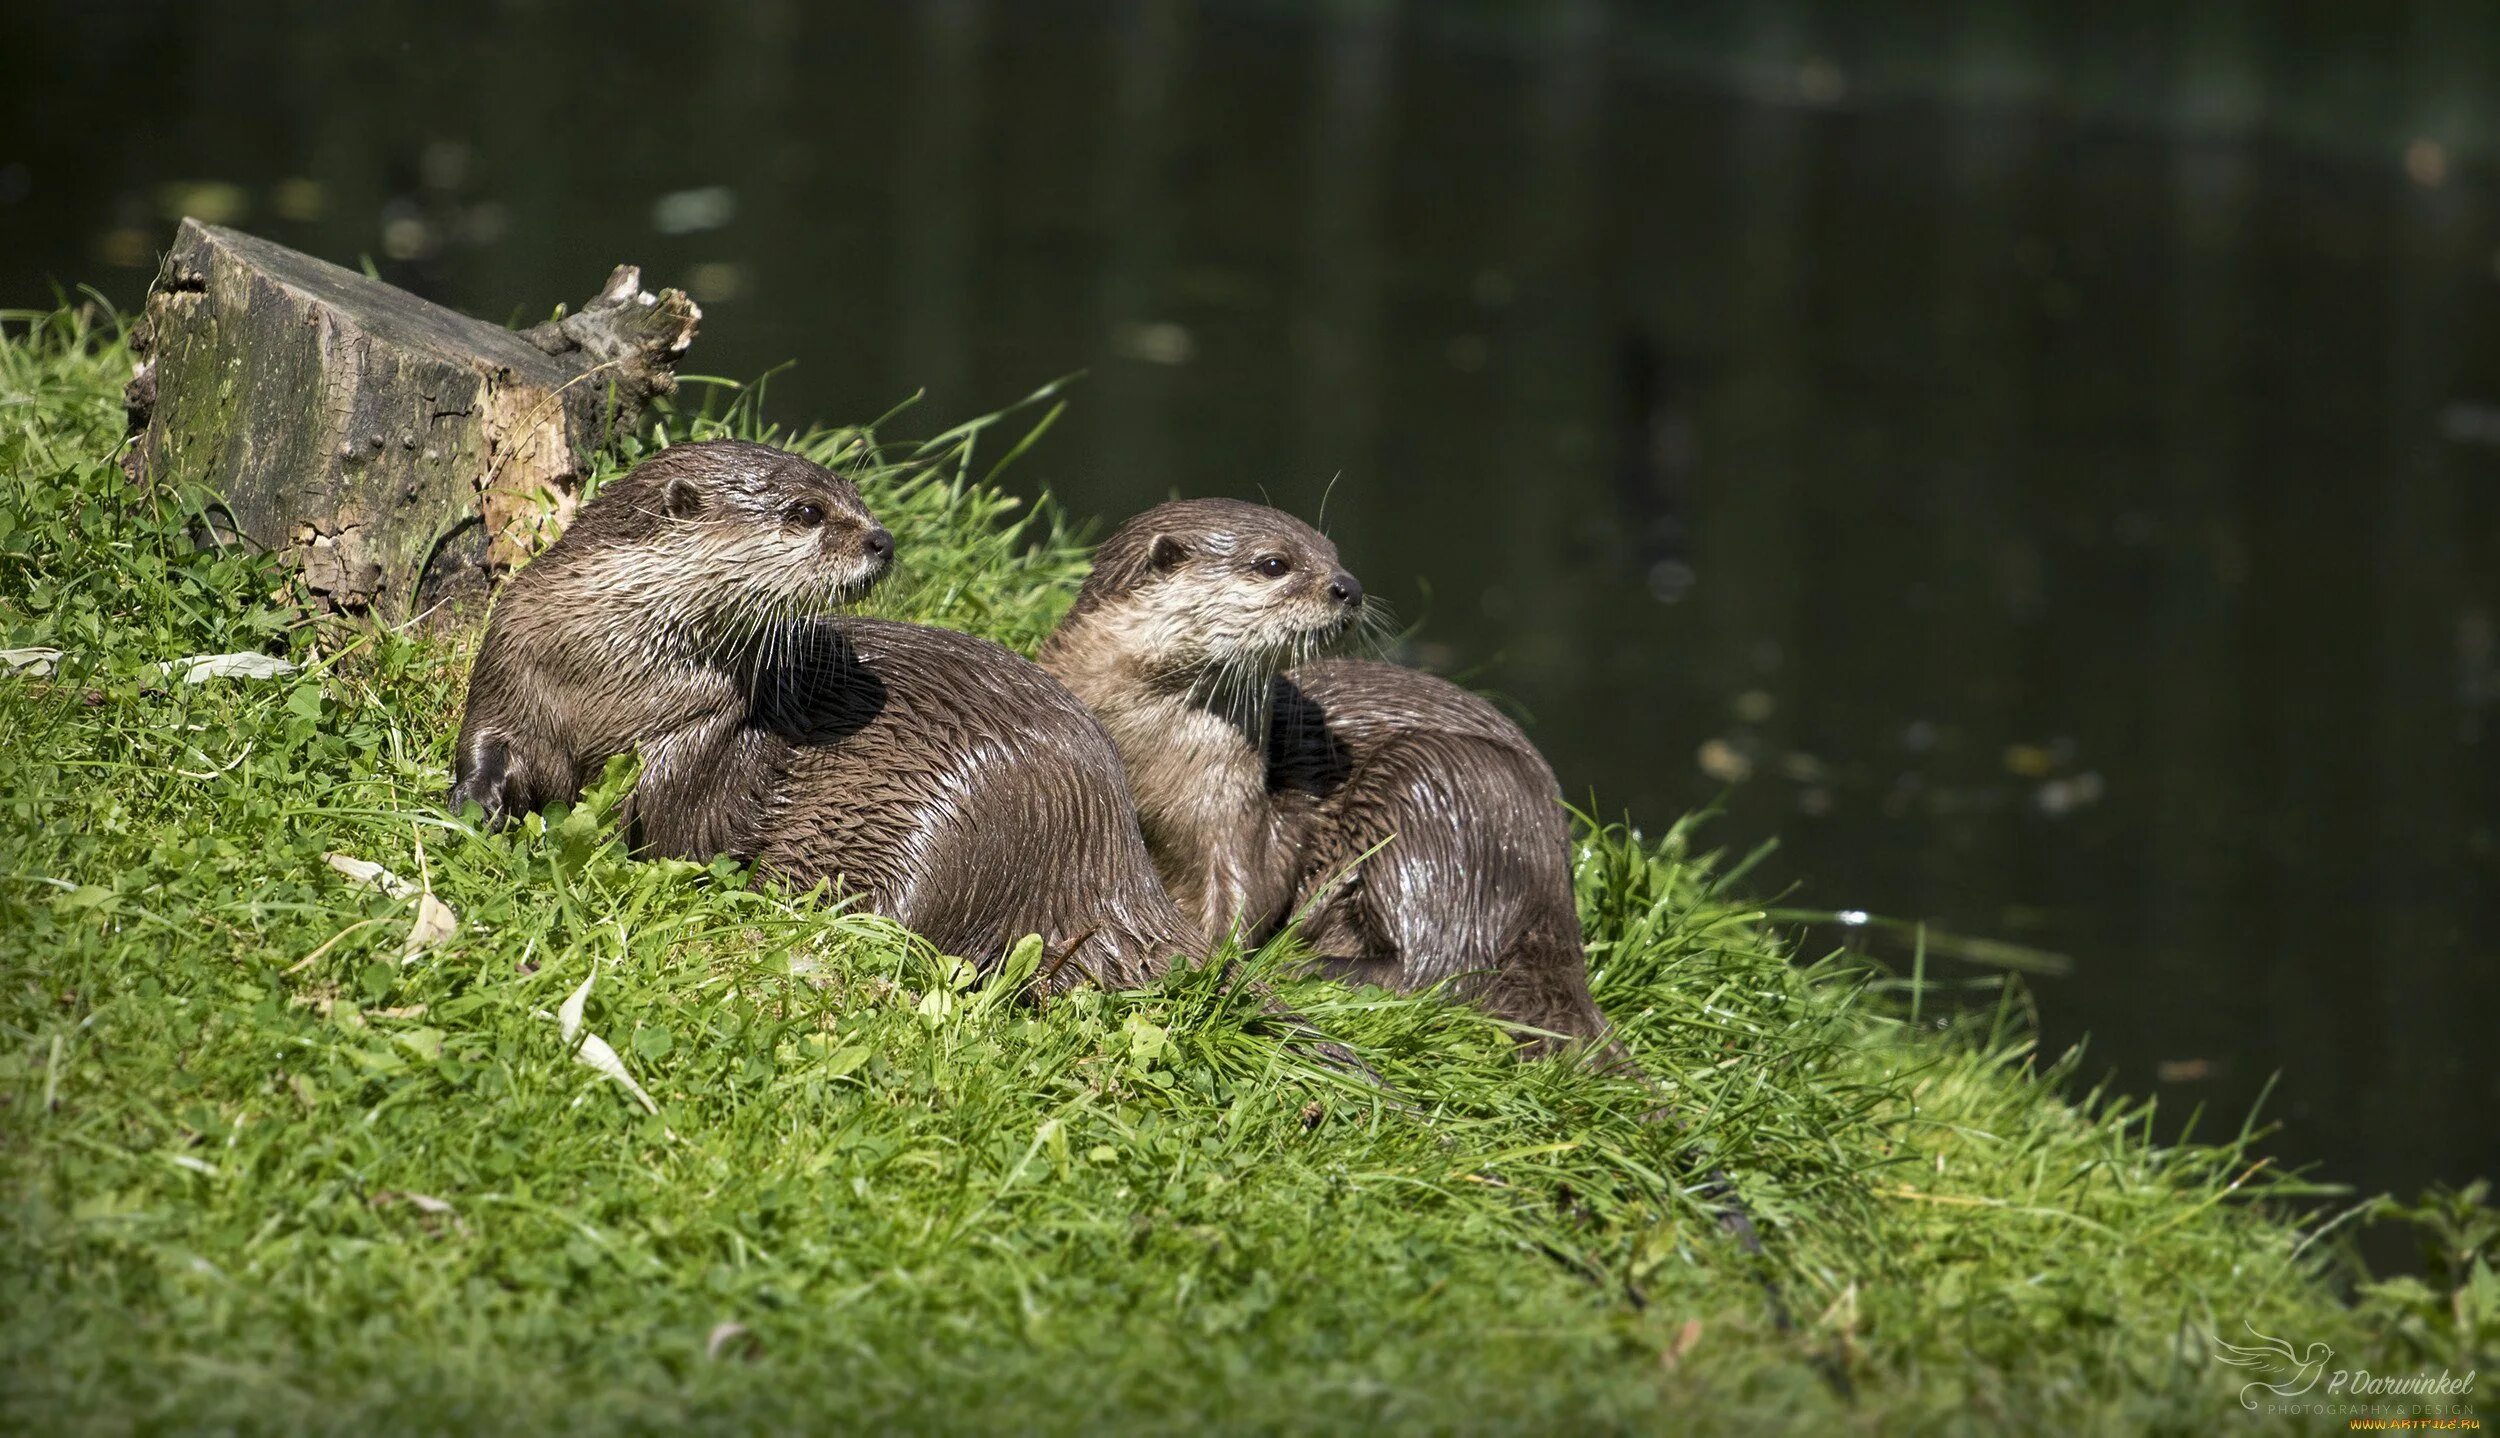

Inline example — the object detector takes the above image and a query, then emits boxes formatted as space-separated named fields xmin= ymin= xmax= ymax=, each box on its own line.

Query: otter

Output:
xmin=1039 ymin=499 xmax=1783 ymax=1265
xmin=1038 ymin=498 xmax=1618 ymax=1054
xmin=450 ymin=439 xmax=1197 ymax=988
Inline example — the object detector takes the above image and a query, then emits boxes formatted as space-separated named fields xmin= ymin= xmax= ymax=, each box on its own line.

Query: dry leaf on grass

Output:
xmin=325 ymin=852 xmax=415 ymax=899
xmin=2 ymin=647 xmax=62 ymax=677
xmin=555 ymin=966 xmax=658 ymax=1114
xmin=1662 ymin=1318 xmax=1703 ymax=1370
xmin=164 ymin=652 xmax=298 ymax=683
xmin=404 ymin=891 xmax=458 ymax=959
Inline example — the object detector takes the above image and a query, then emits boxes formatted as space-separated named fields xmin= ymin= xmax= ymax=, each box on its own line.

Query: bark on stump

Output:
xmin=123 ymin=219 xmax=701 ymax=621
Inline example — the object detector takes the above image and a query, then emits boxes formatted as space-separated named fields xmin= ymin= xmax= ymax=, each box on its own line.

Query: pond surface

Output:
xmin=7 ymin=1 xmax=2495 ymax=1236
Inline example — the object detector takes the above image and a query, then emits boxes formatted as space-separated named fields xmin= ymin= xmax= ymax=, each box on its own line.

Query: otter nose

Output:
xmin=1328 ymin=570 xmax=1363 ymax=608
xmin=862 ymin=526 xmax=894 ymax=566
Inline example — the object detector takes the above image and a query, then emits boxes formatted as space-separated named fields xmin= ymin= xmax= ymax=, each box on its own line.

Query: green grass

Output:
xmin=1 ymin=307 xmax=2490 ymax=1435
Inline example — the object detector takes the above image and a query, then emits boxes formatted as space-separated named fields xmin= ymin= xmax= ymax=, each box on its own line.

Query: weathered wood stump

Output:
xmin=123 ymin=219 xmax=701 ymax=620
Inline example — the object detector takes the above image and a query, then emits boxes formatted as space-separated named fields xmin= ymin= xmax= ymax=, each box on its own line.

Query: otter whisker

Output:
xmin=1214 ymin=648 xmax=1276 ymax=731
xmin=762 ymin=603 xmax=791 ymax=713
xmin=1348 ymin=597 xmax=1399 ymax=658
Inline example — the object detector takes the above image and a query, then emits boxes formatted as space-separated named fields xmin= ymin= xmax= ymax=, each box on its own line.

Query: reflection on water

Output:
xmin=6 ymin=1 xmax=2495 ymax=1220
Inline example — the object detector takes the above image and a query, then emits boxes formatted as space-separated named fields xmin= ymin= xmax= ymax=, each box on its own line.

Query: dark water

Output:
xmin=6 ymin=2 xmax=2495 ymax=1226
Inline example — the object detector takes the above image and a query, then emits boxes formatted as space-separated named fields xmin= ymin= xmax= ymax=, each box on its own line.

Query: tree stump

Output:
xmin=123 ymin=219 xmax=702 ymax=621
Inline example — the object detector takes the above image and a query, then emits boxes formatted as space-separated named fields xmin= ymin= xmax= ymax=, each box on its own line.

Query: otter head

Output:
xmin=451 ymin=440 xmax=895 ymax=826
xmin=567 ymin=439 xmax=895 ymax=642
xmin=1055 ymin=498 xmax=1364 ymax=691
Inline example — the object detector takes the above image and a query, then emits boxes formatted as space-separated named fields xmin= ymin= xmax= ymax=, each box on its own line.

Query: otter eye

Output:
xmin=788 ymin=501 xmax=827 ymax=528
xmin=1253 ymin=555 xmax=1292 ymax=578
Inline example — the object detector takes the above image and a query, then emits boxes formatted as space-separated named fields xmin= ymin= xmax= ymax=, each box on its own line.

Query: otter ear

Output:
xmin=664 ymin=477 xmax=704 ymax=520
xmin=1147 ymin=533 xmax=1189 ymax=570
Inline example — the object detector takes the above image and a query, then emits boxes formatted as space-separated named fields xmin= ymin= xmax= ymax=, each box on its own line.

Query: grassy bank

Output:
xmin=0 ymin=308 xmax=2487 ymax=1434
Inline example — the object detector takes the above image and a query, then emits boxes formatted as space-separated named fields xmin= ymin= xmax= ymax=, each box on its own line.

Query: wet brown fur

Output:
xmin=450 ymin=440 xmax=1197 ymax=987
xmin=1040 ymin=499 xmax=1616 ymax=1053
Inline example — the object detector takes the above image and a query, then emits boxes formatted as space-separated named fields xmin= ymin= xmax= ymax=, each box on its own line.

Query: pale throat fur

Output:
xmin=1040 ymin=499 xmax=1364 ymax=944
xmin=1045 ymin=613 xmax=1291 ymax=942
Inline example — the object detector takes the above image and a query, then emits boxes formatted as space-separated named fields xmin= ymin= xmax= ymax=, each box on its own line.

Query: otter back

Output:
xmin=1268 ymin=658 xmax=1612 ymax=1052
xmin=693 ymin=618 xmax=1199 ymax=988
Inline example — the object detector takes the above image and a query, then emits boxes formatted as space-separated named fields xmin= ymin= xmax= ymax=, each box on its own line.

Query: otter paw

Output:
xmin=447 ymin=737 xmax=523 ymax=827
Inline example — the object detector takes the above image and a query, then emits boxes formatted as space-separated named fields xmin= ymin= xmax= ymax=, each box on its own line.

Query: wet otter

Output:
xmin=1039 ymin=498 xmax=1617 ymax=1053
xmin=450 ymin=440 xmax=1196 ymax=987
